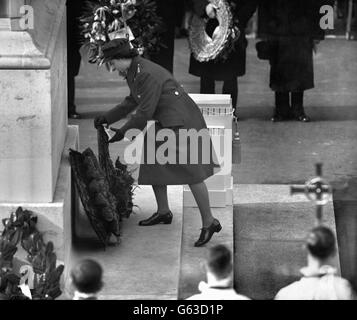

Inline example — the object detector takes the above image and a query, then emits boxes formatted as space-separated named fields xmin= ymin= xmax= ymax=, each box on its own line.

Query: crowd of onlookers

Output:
xmin=70 ymin=225 xmax=356 ymax=300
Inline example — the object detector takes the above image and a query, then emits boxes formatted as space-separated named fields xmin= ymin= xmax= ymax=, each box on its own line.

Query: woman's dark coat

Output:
xmin=104 ymin=56 xmax=218 ymax=185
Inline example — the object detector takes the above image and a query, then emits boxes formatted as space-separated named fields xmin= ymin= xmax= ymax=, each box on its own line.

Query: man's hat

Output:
xmin=101 ymin=38 xmax=138 ymax=63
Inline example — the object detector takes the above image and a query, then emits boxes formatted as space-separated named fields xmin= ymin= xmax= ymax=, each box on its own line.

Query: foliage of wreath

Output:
xmin=80 ymin=0 xmax=165 ymax=66
xmin=97 ymin=126 xmax=136 ymax=220
xmin=0 ymin=207 xmax=64 ymax=300
xmin=69 ymin=129 xmax=136 ymax=247
xmin=70 ymin=148 xmax=121 ymax=247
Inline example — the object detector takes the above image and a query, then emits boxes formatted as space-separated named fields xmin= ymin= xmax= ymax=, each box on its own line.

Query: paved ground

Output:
xmin=71 ymin=38 xmax=357 ymax=297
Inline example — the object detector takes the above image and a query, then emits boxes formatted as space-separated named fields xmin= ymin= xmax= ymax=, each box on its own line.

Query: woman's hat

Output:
xmin=101 ymin=38 xmax=138 ymax=63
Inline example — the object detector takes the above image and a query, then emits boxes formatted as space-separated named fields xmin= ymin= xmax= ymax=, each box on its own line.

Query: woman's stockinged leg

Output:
xmin=189 ymin=182 xmax=215 ymax=227
xmin=152 ymin=185 xmax=170 ymax=214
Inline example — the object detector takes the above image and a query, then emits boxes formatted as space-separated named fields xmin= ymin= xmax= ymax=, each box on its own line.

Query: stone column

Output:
xmin=0 ymin=0 xmax=79 ymax=276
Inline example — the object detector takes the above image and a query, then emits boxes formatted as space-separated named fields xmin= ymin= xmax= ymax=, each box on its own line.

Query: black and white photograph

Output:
xmin=0 ymin=0 xmax=357 ymax=311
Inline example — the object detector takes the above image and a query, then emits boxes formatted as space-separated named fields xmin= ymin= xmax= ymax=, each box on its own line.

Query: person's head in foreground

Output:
xmin=70 ymin=259 xmax=103 ymax=300
xmin=101 ymin=38 xmax=139 ymax=74
xmin=306 ymin=225 xmax=337 ymax=266
xmin=205 ymin=244 xmax=233 ymax=283
xmin=187 ymin=244 xmax=250 ymax=300
xmin=275 ymin=226 xmax=356 ymax=300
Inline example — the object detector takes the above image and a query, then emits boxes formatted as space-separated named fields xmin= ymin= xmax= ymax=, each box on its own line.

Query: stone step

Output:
xmin=233 ymin=184 xmax=340 ymax=300
xmin=66 ymin=183 xmax=338 ymax=300
xmin=178 ymin=206 xmax=234 ymax=300
xmin=67 ymin=185 xmax=183 ymax=299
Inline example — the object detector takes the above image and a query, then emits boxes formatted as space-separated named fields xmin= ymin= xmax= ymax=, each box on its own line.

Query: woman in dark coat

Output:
xmin=256 ymin=0 xmax=333 ymax=122
xmin=94 ymin=39 xmax=222 ymax=247
xmin=187 ymin=0 xmax=257 ymax=116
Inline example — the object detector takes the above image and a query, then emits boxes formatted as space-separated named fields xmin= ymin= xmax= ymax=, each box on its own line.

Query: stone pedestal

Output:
xmin=0 ymin=0 xmax=79 ymax=286
xmin=184 ymin=94 xmax=234 ymax=208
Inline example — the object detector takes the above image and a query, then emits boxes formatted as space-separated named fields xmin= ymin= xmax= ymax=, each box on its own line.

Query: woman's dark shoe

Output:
xmin=138 ymin=211 xmax=173 ymax=226
xmin=194 ymin=219 xmax=222 ymax=247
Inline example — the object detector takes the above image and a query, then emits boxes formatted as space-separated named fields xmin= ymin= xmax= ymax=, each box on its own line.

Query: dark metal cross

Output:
xmin=290 ymin=163 xmax=332 ymax=225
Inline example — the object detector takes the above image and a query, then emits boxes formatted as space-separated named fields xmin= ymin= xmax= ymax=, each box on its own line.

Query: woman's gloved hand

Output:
xmin=108 ymin=127 xmax=125 ymax=143
xmin=94 ymin=116 xmax=108 ymax=129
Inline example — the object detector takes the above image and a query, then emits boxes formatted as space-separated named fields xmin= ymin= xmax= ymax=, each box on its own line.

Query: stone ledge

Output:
xmin=234 ymin=184 xmax=340 ymax=299
xmin=0 ymin=31 xmax=50 ymax=69
xmin=178 ymin=206 xmax=234 ymax=299
xmin=67 ymin=185 xmax=183 ymax=300
xmin=0 ymin=0 xmax=66 ymax=70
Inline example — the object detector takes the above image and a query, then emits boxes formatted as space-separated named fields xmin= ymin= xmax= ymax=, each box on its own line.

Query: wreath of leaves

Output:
xmin=80 ymin=0 xmax=164 ymax=66
xmin=189 ymin=0 xmax=241 ymax=63
xmin=97 ymin=126 xmax=136 ymax=220
xmin=0 ymin=207 xmax=64 ymax=300
xmin=69 ymin=128 xmax=136 ymax=247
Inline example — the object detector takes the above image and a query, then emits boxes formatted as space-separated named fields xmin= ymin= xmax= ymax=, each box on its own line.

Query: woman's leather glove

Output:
xmin=108 ymin=127 xmax=125 ymax=143
xmin=94 ymin=116 xmax=108 ymax=129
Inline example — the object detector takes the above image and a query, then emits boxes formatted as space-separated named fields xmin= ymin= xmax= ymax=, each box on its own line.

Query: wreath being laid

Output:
xmin=69 ymin=127 xmax=136 ymax=247
xmin=80 ymin=0 xmax=164 ymax=68
xmin=0 ymin=207 xmax=64 ymax=300
xmin=97 ymin=126 xmax=136 ymax=220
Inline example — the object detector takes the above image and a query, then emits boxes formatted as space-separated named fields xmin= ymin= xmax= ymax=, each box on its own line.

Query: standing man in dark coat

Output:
xmin=150 ymin=0 xmax=181 ymax=73
xmin=187 ymin=0 xmax=258 ymax=117
xmin=256 ymin=0 xmax=334 ymax=122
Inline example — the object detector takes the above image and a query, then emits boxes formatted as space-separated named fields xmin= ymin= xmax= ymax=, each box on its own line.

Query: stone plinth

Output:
xmin=0 ymin=0 xmax=67 ymax=203
xmin=0 ymin=126 xmax=79 ymax=276
xmin=68 ymin=185 xmax=183 ymax=299
xmin=178 ymin=205 xmax=234 ymax=299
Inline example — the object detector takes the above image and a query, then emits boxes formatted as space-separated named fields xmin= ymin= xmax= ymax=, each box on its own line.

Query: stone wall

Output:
xmin=0 ymin=0 xmax=67 ymax=202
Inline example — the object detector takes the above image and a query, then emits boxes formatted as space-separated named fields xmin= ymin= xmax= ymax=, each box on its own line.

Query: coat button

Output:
xmin=174 ymin=91 xmax=179 ymax=96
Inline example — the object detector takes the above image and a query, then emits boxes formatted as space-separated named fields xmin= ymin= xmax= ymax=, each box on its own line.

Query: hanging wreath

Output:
xmin=80 ymin=0 xmax=164 ymax=67
xmin=0 ymin=207 xmax=64 ymax=300
xmin=188 ymin=0 xmax=241 ymax=63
